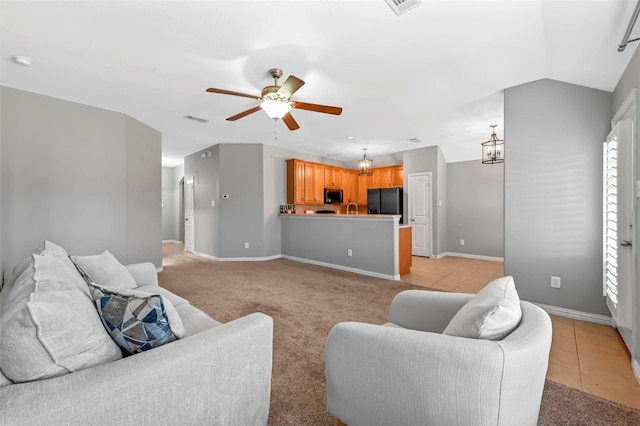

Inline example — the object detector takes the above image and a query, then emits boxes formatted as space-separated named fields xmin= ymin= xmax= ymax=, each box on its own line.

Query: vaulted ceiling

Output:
xmin=2 ymin=0 xmax=639 ymax=167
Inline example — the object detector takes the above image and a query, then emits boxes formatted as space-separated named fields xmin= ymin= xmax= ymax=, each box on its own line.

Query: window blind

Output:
xmin=603 ymin=137 xmax=619 ymax=309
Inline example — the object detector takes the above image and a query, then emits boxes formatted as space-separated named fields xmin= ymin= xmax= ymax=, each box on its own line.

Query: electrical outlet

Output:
xmin=211 ymin=201 xmax=215 ymax=207
xmin=551 ymin=276 xmax=561 ymax=289
xmin=244 ymin=242 xmax=249 ymax=249
xmin=460 ymin=239 xmax=465 ymax=245
xmin=347 ymin=249 xmax=353 ymax=257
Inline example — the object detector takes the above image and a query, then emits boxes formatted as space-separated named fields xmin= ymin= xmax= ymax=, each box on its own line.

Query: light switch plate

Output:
xmin=636 ymin=180 xmax=640 ymax=198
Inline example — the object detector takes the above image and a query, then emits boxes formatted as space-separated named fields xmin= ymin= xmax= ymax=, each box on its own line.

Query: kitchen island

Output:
xmin=280 ymin=213 xmax=411 ymax=280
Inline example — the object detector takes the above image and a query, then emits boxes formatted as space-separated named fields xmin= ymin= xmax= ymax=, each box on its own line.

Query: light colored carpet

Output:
xmin=158 ymin=244 xmax=640 ymax=425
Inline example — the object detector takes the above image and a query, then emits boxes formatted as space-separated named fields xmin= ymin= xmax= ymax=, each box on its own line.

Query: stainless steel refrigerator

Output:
xmin=367 ymin=187 xmax=403 ymax=223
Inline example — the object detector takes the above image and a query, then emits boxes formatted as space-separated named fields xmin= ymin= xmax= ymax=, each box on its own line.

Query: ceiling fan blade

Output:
xmin=292 ymin=101 xmax=342 ymax=115
xmin=282 ymin=112 xmax=300 ymax=131
xmin=277 ymin=76 xmax=305 ymax=99
xmin=226 ymin=105 xmax=262 ymax=121
xmin=206 ymin=88 xmax=261 ymax=100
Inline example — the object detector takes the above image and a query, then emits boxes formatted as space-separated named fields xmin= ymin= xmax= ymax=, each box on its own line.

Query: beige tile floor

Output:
xmin=404 ymin=255 xmax=640 ymax=410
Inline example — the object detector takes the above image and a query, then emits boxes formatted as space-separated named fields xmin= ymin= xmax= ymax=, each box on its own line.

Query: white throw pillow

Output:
xmin=442 ymin=276 xmax=522 ymax=340
xmin=71 ymin=250 xmax=137 ymax=290
xmin=0 ymin=255 xmax=122 ymax=383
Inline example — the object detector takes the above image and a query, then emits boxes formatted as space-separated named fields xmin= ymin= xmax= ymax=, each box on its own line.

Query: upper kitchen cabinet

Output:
xmin=391 ymin=166 xmax=404 ymax=187
xmin=377 ymin=166 xmax=403 ymax=188
xmin=286 ymin=159 xmax=402 ymax=206
xmin=305 ymin=162 xmax=325 ymax=204
xmin=286 ymin=159 xmax=324 ymax=205
xmin=341 ymin=169 xmax=357 ymax=204
xmin=377 ymin=167 xmax=393 ymax=187
xmin=286 ymin=159 xmax=306 ymax=204
xmin=325 ymin=166 xmax=342 ymax=189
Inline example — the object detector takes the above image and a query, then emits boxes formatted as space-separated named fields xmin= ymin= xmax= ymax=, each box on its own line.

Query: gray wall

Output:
xmin=185 ymin=142 xmax=348 ymax=260
xmin=504 ymin=79 xmax=611 ymax=316
xmin=403 ymin=145 xmax=447 ymax=256
xmin=447 ymin=160 xmax=504 ymax=258
xmin=162 ymin=165 xmax=183 ymax=242
xmin=218 ymin=144 xmax=265 ymax=257
xmin=184 ymin=145 xmax=220 ymax=257
xmin=0 ymin=86 xmax=162 ymax=269
xmin=612 ymin=43 xmax=640 ymax=374
xmin=281 ymin=216 xmax=398 ymax=278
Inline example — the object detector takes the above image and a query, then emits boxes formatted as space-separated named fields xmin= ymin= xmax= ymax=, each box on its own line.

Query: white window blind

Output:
xmin=603 ymin=137 xmax=619 ymax=308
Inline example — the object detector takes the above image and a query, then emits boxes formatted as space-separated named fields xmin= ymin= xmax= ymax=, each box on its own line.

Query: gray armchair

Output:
xmin=325 ymin=290 xmax=552 ymax=426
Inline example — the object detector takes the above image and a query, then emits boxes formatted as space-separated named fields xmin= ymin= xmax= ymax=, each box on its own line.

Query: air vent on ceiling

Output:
xmin=409 ymin=137 xmax=421 ymax=143
xmin=185 ymin=115 xmax=208 ymax=123
xmin=385 ymin=0 xmax=423 ymax=16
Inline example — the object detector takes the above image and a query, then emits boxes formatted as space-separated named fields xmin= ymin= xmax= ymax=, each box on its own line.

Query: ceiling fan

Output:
xmin=205 ymin=68 xmax=342 ymax=131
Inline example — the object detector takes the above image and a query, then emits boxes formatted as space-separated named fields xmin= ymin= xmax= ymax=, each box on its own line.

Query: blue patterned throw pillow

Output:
xmin=88 ymin=283 xmax=178 ymax=354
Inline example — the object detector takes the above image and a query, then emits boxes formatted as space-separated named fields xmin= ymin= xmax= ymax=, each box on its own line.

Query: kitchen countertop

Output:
xmin=279 ymin=213 xmax=401 ymax=220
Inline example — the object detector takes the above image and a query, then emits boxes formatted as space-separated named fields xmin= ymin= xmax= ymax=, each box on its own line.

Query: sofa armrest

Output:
xmin=387 ymin=290 xmax=472 ymax=332
xmin=125 ymin=262 xmax=159 ymax=287
xmin=325 ymin=321 xmax=504 ymax=426
xmin=0 ymin=312 xmax=273 ymax=426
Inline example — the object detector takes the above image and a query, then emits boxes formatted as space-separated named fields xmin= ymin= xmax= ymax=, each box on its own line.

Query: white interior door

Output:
xmin=184 ymin=176 xmax=195 ymax=253
xmin=604 ymin=119 xmax=635 ymax=346
xmin=409 ymin=172 xmax=432 ymax=257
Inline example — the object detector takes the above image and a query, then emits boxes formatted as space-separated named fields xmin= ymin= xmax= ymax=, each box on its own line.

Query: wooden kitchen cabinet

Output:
xmin=286 ymin=159 xmax=324 ymax=205
xmin=399 ymin=226 xmax=412 ymax=276
xmin=357 ymin=174 xmax=368 ymax=205
xmin=304 ymin=162 xmax=325 ymax=205
xmin=377 ymin=167 xmax=393 ymax=187
xmin=286 ymin=159 xmax=306 ymax=204
xmin=391 ymin=166 xmax=404 ymax=187
xmin=287 ymin=159 xmax=402 ymax=206
xmin=341 ymin=169 xmax=357 ymax=204
xmin=325 ymin=166 xmax=342 ymax=189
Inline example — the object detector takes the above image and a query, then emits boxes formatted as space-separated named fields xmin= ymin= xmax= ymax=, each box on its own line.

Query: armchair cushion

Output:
xmin=443 ymin=276 xmax=522 ymax=340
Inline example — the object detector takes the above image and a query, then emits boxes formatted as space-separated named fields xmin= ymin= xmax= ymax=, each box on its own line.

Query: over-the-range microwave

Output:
xmin=324 ymin=188 xmax=343 ymax=204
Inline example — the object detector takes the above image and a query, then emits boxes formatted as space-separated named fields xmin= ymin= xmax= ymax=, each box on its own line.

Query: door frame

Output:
xmin=611 ymin=88 xmax=637 ymax=373
xmin=184 ymin=175 xmax=195 ymax=253
xmin=408 ymin=171 xmax=433 ymax=257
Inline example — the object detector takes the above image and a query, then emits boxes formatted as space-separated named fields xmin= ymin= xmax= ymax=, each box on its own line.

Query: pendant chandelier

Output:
xmin=481 ymin=125 xmax=504 ymax=164
xmin=358 ymin=148 xmax=373 ymax=176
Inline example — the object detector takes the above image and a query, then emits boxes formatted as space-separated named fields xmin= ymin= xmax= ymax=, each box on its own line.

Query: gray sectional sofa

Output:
xmin=0 ymin=241 xmax=273 ymax=425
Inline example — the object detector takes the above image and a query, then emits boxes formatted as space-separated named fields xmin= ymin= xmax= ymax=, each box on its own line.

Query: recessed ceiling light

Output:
xmin=12 ymin=55 xmax=33 ymax=66
xmin=346 ymin=136 xmax=355 ymax=140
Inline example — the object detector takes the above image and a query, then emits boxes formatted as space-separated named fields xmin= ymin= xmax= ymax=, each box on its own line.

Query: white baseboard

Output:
xmin=534 ymin=302 xmax=613 ymax=325
xmin=162 ymin=240 xmax=183 ymax=244
xmin=194 ymin=251 xmax=282 ymax=262
xmin=281 ymin=255 xmax=400 ymax=281
xmin=440 ymin=252 xmax=504 ymax=262
xmin=156 ymin=266 xmax=163 ymax=273
xmin=632 ymin=359 xmax=640 ymax=385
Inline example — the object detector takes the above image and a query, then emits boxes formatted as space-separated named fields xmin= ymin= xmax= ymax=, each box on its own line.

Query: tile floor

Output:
xmin=404 ymin=255 xmax=640 ymax=410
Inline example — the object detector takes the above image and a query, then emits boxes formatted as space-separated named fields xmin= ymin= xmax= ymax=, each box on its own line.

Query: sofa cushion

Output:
xmin=71 ymin=250 xmax=137 ymax=290
xmin=0 ymin=255 xmax=122 ymax=382
xmin=136 ymin=284 xmax=190 ymax=308
xmin=88 ymin=283 xmax=185 ymax=354
xmin=442 ymin=276 xmax=522 ymax=340
xmin=175 ymin=304 xmax=221 ymax=337
xmin=39 ymin=240 xmax=84 ymax=277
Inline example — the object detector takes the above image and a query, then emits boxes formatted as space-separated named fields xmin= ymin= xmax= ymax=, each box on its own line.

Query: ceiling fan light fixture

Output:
xmin=261 ymin=99 xmax=291 ymax=119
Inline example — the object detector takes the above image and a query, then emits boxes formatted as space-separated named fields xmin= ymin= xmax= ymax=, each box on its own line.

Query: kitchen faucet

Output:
xmin=346 ymin=203 xmax=358 ymax=215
